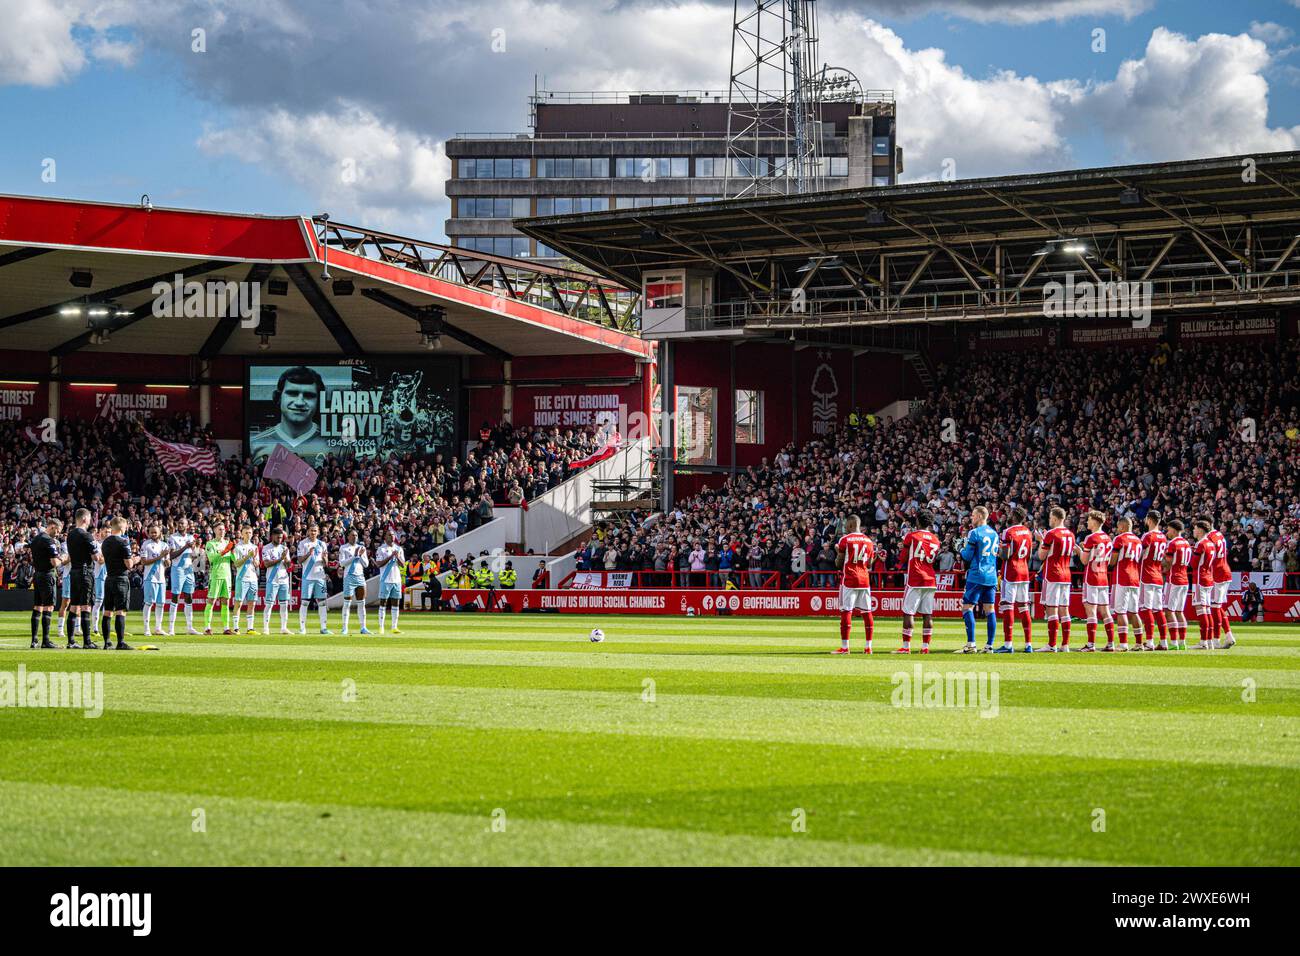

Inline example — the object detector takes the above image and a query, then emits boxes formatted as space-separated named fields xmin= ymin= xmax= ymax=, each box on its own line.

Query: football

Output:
xmin=588 ymin=628 xmax=605 ymax=643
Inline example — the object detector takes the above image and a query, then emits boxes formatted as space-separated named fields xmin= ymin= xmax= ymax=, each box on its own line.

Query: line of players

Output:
xmin=30 ymin=515 xmax=413 ymax=646
xmin=831 ymin=506 xmax=1237 ymax=655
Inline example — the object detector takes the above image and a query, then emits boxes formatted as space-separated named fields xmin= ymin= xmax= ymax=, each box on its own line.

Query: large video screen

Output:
xmin=245 ymin=358 xmax=458 ymax=465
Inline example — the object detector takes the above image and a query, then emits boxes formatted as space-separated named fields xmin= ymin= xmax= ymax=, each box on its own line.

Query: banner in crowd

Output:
xmin=60 ymin=383 xmax=199 ymax=422
xmin=1068 ymin=322 xmax=1167 ymax=348
xmin=965 ymin=326 xmax=1057 ymax=352
xmin=514 ymin=384 xmax=638 ymax=429
xmin=262 ymin=443 xmax=319 ymax=494
xmin=438 ymin=588 xmax=1300 ymax=623
xmin=0 ymin=381 xmax=47 ymax=422
xmin=1235 ymin=571 xmax=1286 ymax=593
xmin=1174 ymin=315 xmax=1277 ymax=342
xmin=571 ymin=572 xmax=634 ymax=589
xmin=245 ymin=357 xmax=458 ymax=466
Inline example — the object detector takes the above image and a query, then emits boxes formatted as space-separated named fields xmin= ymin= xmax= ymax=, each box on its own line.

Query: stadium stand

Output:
xmin=586 ymin=339 xmax=1300 ymax=588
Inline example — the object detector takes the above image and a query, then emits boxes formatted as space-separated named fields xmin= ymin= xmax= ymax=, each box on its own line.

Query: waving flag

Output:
xmin=568 ymin=430 xmax=622 ymax=470
xmin=262 ymin=443 xmax=319 ymax=495
xmin=144 ymin=430 xmax=219 ymax=476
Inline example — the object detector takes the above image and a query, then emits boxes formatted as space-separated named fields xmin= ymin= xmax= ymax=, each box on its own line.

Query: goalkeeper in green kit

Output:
xmin=204 ymin=521 xmax=236 ymax=635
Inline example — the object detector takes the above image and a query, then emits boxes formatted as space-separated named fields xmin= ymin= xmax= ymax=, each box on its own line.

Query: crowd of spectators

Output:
xmin=0 ymin=414 xmax=604 ymax=592
xmin=583 ymin=339 xmax=1300 ymax=588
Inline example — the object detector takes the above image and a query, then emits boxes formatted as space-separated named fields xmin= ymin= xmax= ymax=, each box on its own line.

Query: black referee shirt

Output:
xmin=68 ymin=526 xmax=96 ymax=569
xmin=30 ymin=532 xmax=57 ymax=573
xmin=101 ymin=535 xmax=132 ymax=576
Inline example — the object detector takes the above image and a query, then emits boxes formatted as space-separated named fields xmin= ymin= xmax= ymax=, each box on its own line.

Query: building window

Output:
xmin=645 ymin=273 xmax=684 ymax=309
xmin=872 ymin=137 xmax=891 ymax=157
xmin=615 ymin=157 xmax=689 ymax=179
xmin=735 ymin=389 xmax=764 ymax=445
xmin=459 ymin=197 xmax=530 ymax=218
xmin=536 ymin=197 xmax=610 ymax=216
xmin=457 ymin=158 xmax=529 ymax=179
xmin=872 ymin=175 xmax=892 ymax=187
xmin=829 ymin=156 xmax=849 ymax=176
xmin=675 ymin=385 xmax=717 ymax=466
xmin=537 ymin=157 xmax=610 ymax=178
xmin=695 ymin=157 xmax=726 ymax=177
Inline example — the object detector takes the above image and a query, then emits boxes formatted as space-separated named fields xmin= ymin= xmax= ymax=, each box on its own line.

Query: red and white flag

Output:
xmin=144 ymin=430 xmax=219 ymax=476
xmin=262 ymin=443 xmax=319 ymax=495
xmin=568 ymin=429 xmax=622 ymax=470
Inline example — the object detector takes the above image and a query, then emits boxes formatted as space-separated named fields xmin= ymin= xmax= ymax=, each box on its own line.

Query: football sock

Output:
xmin=985 ymin=612 xmax=996 ymax=646
xmin=921 ymin=627 xmax=932 ymax=649
xmin=1060 ymin=620 xmax=1071 ymax=646
xmin=391 ymin=607 xmax=400 ymax=630
xmin=115 ymin=616 xmax=125 ymax=643
xmin=222 ymin=604 xmax=230 ymax=630
xmin=319 ymin=605 xmax=328 ymax=629
xmin=1047 ymin=618 xmax=1058 ymax=647
xmin=342 ymin=600 xmax=351 ymax=631
xmin=57 ymin=614 xmax=65 ymax=637
xmin=263 ymin=605 xmax=272 ymax=631
xmin=1155 ymin=611 xmax=1168 ymax=641
xmin=861 ymin=611 xmax=874 ymax=649
xmin=378 ymin=607 xmax=387 ymax=631
xmin=901 ymin=626 xmax=912 ymax=648
xmin=1086 ymin=619 xmax=1097 ymax=645
xmin=155 ymin=604 xmax=165 ymax=633
xmin=962 ymin=609 xmax=975 ymax=644
xmin=357 ymin=604 xmax=366 ymax=629
xmin=184 ymin=604 xmax=193 ymax=630
xmin=30 ymin=610 xmax=39 ymax=642
xmin=100 ymin=614 xmax=110 ymax=643
xmin=279 ymin=605 xmax=289 ymax=631
xmin=143 ymin=605 xmax=153 ymax=634
xmin=1020 ymin=609 xmax=1033 ymax=643
xmin=79 ymin=611 xmax=92 ymax=644
xmin=40 ymin=611 xmax=51 ymax=641
xmin=839 ymin=611 xmax=851 ymax=647
xmin=300 ymin=605 xmax=309 ymax=632
xmin=1104 ymin=621 xmax=1116 ymax=645
xmin=1001 ymin=611 xmax=1013 ymax=643
xmin=204 ymin=602 xmax=214 ymax=629
xmin=170 ymin=604 xmax=178 ymax=631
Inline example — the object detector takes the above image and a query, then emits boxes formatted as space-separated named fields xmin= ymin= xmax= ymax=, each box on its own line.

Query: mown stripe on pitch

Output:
xmin=0 ymin=780 xmax=1101 ymax=867
xmin=68 ymin=641 xmax=1300 ymax=688
xmin=22 ymin=673 xmax=1299 ymax=767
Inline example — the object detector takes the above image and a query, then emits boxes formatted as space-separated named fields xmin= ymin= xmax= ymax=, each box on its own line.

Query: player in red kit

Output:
xmin=1202 ymin=517 xmax=1237 ymax=649
xmin=896 ymin=511 xmax=940 ymax=654
xmin=1036 ymin=506 xmax=1075 ymax=651
xmin=1138 ymin=512 xmax=1169 ymax=649
xmin=1109 ymin=516 xmax=1142 ymax=650
xmin=1162 ymin=519 xmax=1192 ymax=650
xmin=996 ymin=506 xmax=1035 ymax=652
xmin=1075 ymin=510 xmax=1117 ymax=651
xmin=1190 ymin=520 xmax=1218 ymax=648
xmin=833 ymin=515 xmax=876 ymax=655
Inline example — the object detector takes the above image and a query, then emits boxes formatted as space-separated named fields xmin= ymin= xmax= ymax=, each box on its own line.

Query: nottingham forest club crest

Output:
xmin=810 ymin=352 xmax=840 ymax=436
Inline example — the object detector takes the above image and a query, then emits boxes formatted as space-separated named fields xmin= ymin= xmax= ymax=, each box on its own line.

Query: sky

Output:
xmin=0 ymin=0 xmax=1298 ymax=241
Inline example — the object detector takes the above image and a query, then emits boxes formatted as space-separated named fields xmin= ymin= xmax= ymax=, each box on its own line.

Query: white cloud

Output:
xmin=0 ymin=0 xmax=141 ymax=85
xmin=848 ymin=0 xmax=1155 ymax=25
xmin=1249 ymin=21 xmax=1294 ymax=45
xmin=198 ymin=102 xmax=450 ymax=236
xmin=1069 ymin=27 xmax=1300 ymax=161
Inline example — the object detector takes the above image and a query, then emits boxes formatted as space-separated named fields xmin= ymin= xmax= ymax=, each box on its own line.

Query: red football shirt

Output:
xmin=1041 ymin=527 xmax=1075 ymax=584
xmin=1192 ymin=537 xmax=1217 ymax=587
xmin=1207 ymin=530 xmax=1232 ymax=583
xmin=1081 ymin=531 xmax=1112 ymax=587
xmin=902 ymin=529 xmax=940 ymax=588
xmin=1112 ymin=532 xmax=1142 ymax=587
xmin=837 ymin=532 xmax=875 ymax=589
xmin=1000 ymin=525 xmax=1033 ymax=583
xmin=1139 ymin=529 xmax=1168 ymax=585
xmin=1166 ymin=536 xmax=1191 ymax=586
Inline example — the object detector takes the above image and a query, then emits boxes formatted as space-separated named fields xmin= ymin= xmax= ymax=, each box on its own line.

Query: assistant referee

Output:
xmin=99 ymin=517 xmax=136 ymax=650
xmin=66 ymin=508 xmax=99 ymax=649
xmin=29 ymin=518 xmax=63 ymax=649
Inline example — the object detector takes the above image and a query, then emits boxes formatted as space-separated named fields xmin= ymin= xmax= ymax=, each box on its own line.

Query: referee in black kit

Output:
xmin=66 ymin=508 xmax=99 ymax=649
xmin=99 ymin=516 xmax=136 ymax=650
xmin=29 ymin=518 xmax=64 ymax=649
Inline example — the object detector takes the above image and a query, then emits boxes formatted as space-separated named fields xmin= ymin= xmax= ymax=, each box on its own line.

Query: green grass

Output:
xmin=0 ymin=611 xmax=1297 ymax=866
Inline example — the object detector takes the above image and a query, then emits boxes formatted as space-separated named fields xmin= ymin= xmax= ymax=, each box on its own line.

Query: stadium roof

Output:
xmin=0 ymin=194 xmax=650 ymax=360
xmin=517 ymin=151 xmax=1300 ymax=331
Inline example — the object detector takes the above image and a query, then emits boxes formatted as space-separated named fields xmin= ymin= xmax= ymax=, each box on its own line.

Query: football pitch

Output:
xmin=0 ymin=611 xmax=1297 ymax=867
